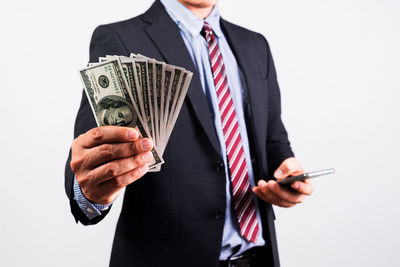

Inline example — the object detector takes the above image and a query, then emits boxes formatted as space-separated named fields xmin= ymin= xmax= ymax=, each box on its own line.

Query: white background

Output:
xmin=1 ymin=0 xmax=399 ymax=266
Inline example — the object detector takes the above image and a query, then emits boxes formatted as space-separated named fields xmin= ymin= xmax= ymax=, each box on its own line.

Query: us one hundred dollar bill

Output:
xmin=79 ymin=54 xmax=193 ymax=172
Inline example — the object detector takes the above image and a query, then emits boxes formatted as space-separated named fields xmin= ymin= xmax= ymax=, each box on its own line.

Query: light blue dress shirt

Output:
xmin=73 ymin=178 xmax=111 ymax=220
xmin=74 ymin=0 xmax=266 ymax=259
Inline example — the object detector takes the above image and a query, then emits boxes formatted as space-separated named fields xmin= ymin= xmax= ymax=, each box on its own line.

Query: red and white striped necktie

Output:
xmin=202 ymin=21 xmax=260 ymax=243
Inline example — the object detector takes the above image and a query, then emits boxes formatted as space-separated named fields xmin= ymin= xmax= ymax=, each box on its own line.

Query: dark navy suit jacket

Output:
xmin=65 ymin=1 xmax=294 ymax=266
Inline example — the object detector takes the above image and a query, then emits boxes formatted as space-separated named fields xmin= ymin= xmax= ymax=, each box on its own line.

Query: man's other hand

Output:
xmin=252 ymin=157 xmax=314 ymax=208
xmin=70 ymin=126 xmax=154 ymax=205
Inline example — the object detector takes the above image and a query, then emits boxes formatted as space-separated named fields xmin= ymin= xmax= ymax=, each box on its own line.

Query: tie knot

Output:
xmin=201 ymin=21 xmax=213 ymax=41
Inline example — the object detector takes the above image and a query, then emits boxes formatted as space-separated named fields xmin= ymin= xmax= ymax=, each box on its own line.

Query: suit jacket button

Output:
xmin=216 ymin=161 xmax=224 ymax=172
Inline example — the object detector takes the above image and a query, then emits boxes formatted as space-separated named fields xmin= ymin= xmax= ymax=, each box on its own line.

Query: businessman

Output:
xmin=65 ymin=0 xmax=313 ymax=266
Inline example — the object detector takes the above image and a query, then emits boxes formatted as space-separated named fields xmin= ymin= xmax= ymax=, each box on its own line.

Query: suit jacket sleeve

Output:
xmin=65 ymin=25 xmax=129 ymax=225
xmin=263 ymin=37 xmax=295 ymax=175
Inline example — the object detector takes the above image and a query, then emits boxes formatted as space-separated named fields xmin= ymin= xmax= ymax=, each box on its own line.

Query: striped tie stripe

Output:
xmin=202 ymin=21 xmax=260 ymax=243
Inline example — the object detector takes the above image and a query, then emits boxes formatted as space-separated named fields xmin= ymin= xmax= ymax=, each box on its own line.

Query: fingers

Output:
xmin=82 ymin=163 xmax=149 ymax=205
xmin=272 ymin=157 xmax=314 ymax=199
xmin=77 ymin=126 xmax=140 ymax=148
xmin=274 ymin=157 xmax=304 ymax=179
xmin=94 ymin=164 xmax=149 ymax=204
xmin=71 ymin=126 xmax=155 ymax=205
xmin=87 ymin=151 xmax=153 ymax=184
xmin=290 ymin=179 xmax=314 ymax=195
xmin=253 ymin=180 xmax=305 ymax=208
xmin=86 ymin=138 xmax=153 ymax=168
xmin=268 ymin=180 xmax=304 ymax=204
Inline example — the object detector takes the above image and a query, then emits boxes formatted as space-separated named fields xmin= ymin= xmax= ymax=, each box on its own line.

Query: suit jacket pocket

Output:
xmin=116 ymin=210 xmax=179 ymax=239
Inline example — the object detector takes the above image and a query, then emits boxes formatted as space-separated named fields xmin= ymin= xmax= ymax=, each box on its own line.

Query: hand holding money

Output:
xmin=70 ymin=127 xmax=154 ymax=204
xmin=72 ymin=54 xmax=192 ymax=203
xmin=80 ymin=54 xmax=192 ymax=171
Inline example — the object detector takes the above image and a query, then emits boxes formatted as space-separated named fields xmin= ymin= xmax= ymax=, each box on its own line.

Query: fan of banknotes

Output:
xmin=79 ymin=54 xmax=193 ymax=172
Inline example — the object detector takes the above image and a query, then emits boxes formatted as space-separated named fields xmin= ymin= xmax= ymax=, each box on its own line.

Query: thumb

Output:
xmin=274 ymin=162 xmax=291 ymax=179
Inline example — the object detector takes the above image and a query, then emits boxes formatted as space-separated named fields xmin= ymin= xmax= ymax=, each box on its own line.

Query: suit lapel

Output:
xmin=142 ymin=1 xmax=221 ymax=156
xmin=221 ymin=19 xmax=267 ymax=175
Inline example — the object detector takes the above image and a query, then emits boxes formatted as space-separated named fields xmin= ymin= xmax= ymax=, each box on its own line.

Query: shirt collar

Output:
xmin=160 ymin=0 xmax=222 ymax=39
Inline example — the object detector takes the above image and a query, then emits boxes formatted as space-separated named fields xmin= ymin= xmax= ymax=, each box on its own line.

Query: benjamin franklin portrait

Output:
xmin=96 ymin=95 xmax=138 ymax=127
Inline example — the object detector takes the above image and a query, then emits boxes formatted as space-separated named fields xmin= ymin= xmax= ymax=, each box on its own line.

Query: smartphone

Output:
xmin=277 ymin=168 xmax=335 ymax=187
